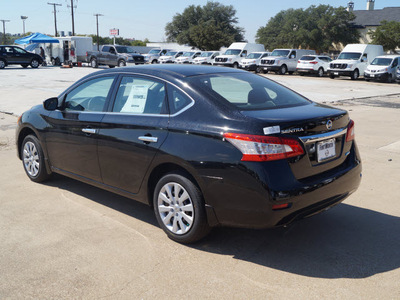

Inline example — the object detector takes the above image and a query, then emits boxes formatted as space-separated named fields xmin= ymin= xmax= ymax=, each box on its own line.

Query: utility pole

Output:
xmin=94 ymin=14 xmax=103 ymax=51
xmin=67 ymin=0 xmax=76 ymax=36
xmin=47 ymin=2 xmax=61 ymax=37
xmin=0 ymin=20 xmax=10 ymax=44
xmin=21 ymin=16 xmax=28 ymax=36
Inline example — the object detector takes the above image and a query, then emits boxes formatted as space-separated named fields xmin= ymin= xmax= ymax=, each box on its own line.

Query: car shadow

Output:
xmin=45 ymin=174 xmax=400 ymax=279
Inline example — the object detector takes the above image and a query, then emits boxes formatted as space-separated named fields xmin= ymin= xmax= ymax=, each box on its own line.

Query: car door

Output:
xmin=13 ymin=46 xmax=32 ymax=64
xmin=44 ymin=75 xmax=117 ymax=181
xmin=97 ymin=75 xmax=169 ymax=194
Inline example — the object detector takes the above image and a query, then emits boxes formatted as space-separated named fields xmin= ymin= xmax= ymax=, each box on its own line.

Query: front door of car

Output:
xmin=44 ymin=75 xmax=116 ymax=182
xmin=97 ymin=75 xmax=169 ymax=194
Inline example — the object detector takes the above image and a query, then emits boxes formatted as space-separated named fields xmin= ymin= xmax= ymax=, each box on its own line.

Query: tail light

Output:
xmin=223 ymin=133 xmax=304 ymax=162
xmin=346 ymin=120 xmax=355 ymax=142
xmin=298 ymin=60 xmax=301 ymax=63
xmin=310 ymin=61 xmax=318 ymax=64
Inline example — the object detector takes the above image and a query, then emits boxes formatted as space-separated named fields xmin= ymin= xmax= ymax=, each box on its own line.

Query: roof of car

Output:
xmin=92 ymin=64 xmax=246 ymax=78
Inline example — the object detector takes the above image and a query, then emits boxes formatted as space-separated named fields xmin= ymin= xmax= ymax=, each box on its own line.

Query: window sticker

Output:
xmin=121 ymin=84 xmax=149 ymax=113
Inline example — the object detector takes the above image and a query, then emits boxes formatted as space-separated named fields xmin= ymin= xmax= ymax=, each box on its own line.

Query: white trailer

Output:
xmin=49 ymin=36 xmax=93 ymax=65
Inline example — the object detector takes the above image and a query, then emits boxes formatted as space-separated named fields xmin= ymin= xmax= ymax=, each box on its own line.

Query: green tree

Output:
xmin=165 ymin=1 xmax=244 ymax=50
xmin=256 ymin=5 xmax=360 ymax=53
xmin=369 ymin=20 xmax=400 ymax=52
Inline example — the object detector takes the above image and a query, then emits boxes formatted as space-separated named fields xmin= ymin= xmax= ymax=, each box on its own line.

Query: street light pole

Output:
xmin=47 ymin=2 xmax=61 ymax=37
xmin=21 ymin=16 xmax=28 ymax=36
xmin=94 ymin=14 xmax=103 ymax=51
xmin=0 ymin=20 xmax=10 ymax=44
xmin=70 ymin=0 xmax=75 ymax=35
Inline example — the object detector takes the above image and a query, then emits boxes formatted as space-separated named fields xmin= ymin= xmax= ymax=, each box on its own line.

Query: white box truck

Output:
xmin=259 ymin=49 xmax=316 ymax=75
xmin=214 ymin=43 xmax=265 ymax=68
xmin=327 ymin=44 xmax=384 ymax=80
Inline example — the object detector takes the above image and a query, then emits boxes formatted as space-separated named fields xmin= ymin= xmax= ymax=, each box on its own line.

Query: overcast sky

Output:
xmin=1 ymin=0 xmax=399 ymax=42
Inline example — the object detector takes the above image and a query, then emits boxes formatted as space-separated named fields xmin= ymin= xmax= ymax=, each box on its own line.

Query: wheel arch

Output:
xmin=146 ymin=162 xmax=201 ymax=208
xmin=17 ymin=127 xmax=37 ymax=160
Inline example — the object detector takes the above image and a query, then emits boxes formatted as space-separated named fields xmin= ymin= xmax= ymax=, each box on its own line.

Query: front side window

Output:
xmin=64 ymin=76 xmax=114 ymax=112
xmin=189 ymin=73 xmax=310 ymax=111
xmin=113 ymin=76 xmax=167 ymax=114
xmin=14 ymin=47 xmax=27 ymax=54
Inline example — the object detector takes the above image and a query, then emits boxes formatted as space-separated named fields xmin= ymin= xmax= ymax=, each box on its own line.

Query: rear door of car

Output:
xmin=44 ymin=75 xmax=117 ymax=182
xmin=97 ymin=74 xmax=170 ymax=194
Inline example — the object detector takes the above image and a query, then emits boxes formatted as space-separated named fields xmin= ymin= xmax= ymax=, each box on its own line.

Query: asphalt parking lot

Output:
xmin=1 ymin=65 xmax=400 ymax=299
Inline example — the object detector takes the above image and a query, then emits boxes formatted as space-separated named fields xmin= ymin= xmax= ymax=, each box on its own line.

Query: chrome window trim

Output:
xmin=299 ymin=128 xmax=347 ymax=144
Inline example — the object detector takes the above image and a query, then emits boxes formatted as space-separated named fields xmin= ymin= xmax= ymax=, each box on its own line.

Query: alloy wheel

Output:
xmin=23 ymin=141 xmax=40 ymax=177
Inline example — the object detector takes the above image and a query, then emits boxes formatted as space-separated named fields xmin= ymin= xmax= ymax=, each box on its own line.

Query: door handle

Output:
xmin=82 ymin=128 xmax=97 ymax=134
xmin=138 ymin=136 xmax=158 ymax=143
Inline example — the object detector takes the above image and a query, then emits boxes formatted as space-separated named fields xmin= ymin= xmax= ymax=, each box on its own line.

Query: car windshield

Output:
xmin=246 ymin=53 xmax=262 ymax=59
xmin=300 ymin=56 xmax=316 ymax=61
xmin=224 ymin=49 xmax=241 ymax=55
xmin=371 ymin=58 xmax=393 ymax=66
xmin=164 ymin=51 xmax=177 ymax=56
xmin=148 ymin=49 xmax=161 ymax=54
xmin=182 ymin=52 xmax=194 ymax=57
xmin=271 ymin=50 xmax=290 ymax=57
xmin=115 ymin=46 xmax=136 ymax=54
xmin=200 ymin=52 xmax=213 ymax=57
xmin=338 ymin=52 xmax=361 ymax=60
xmin=188 ymin=73 xmax=310 ymax=111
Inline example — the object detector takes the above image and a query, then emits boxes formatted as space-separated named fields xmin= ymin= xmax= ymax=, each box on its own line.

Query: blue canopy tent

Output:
xmin=15 ymin=32 xmax=59 ymax=45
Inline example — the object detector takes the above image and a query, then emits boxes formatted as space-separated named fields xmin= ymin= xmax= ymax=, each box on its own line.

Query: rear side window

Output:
xmin=189 ymin=73 xmax=310 ymax=111
xmin=167 ymin=85 xmax=193 ymax=115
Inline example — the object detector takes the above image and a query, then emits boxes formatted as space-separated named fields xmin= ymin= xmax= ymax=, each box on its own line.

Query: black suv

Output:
xmin=0 ymin=45 xmax=43 ymax=69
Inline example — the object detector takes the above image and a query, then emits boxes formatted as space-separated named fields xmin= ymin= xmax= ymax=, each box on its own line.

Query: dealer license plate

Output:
xmin=334 ymin=72 xmax=339 ymax=75
xmin=370 ymin=74 xmax=375 ymax=77
xmin=317 ymin=138 xmax=336 ymax=162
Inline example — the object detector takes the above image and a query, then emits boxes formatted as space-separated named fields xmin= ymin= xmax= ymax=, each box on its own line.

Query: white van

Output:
xmin=239 ymin=52 xmax=271 ymax=73
xmin=174 ymin=51 xmax=202 ymax=64
xmin=364 ymin=55 xmax=400 ymax=83
xmin=158 ymin=51 xmax=184 ymax=64
xmin=214 ymin=43 xmax=265 ymax=68
xmin=327 ymin=44 xmax=384 ymax=80
xmin=192 ymin=51 xmax=220 ymax=65
xmin=143 ymin=48 xmax=171 ymax=64
xmin=259 ymin=49 xmax=316 ymax=75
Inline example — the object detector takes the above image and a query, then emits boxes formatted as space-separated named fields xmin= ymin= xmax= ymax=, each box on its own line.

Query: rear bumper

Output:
xmin=202 ymin=144 xmax=362 ymax=229
xmin=297 ymin=68 xmax=318 ymax=74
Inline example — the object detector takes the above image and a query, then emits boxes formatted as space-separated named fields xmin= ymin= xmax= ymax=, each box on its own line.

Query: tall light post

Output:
xmin=21 ymin=16 xmax=28 ymax=36
xmin=48 ymin=2 xmax=61 ymax=37
xmin=68 ymin=0 xmax=76 ymax=35
xmin=0 ymin=20 xmax=10 ymax=44
xmin=94 ymin=14 xmax=103 ymax=51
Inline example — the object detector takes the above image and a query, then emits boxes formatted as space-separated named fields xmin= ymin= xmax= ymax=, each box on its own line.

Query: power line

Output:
xmin=48 ymin=2 xmax=62 ymax=37
xmin=0 ymin=20 xmax=10 ymax=44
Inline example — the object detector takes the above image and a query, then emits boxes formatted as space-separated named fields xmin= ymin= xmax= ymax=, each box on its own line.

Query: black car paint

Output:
xmin=0 ymin=45 xmax=43 ymax=68
xmin=16 ymin=65 xmax=362 ymax=230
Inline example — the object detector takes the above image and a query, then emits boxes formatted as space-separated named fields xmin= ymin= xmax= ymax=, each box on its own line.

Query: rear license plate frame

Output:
xmin=317 ymin=138 xmax=336 ymax=162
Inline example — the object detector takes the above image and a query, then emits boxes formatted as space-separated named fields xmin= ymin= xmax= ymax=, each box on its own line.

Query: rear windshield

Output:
xmin=371 ymin=58 xmax=392 ymax=66
xmin=300 ymin=56 xmax=316 ymax=61
xmin=188 ymin=73 xmax=310 ymax=111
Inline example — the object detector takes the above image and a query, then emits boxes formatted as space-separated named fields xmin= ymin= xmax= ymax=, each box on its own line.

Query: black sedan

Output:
xmin=0 ymin=45 xmax=43 ymax=69
xmin=16 ymin=65 xmax=362 ymax=243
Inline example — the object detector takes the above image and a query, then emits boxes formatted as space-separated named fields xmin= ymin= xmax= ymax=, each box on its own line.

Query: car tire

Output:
xmin=233 ymin=62 xmax=239 ymax=69
xmin=387 ymin=74 xmax=393 ymax=83
xmin=108 ymin=65 xmax=115 ymax=68
xmin=31 ymin=59 xmax=40 ymax=68
xmin=255 ymin=66 xmax=262 ymax=74
xmin=288 ymin=71 xmax=294 ymax=75
xmin=21 ymin=64 xmax=29 ymax=68
xmin=0 ymin=59 xmax=5 ymax=69
xmin=351 ymin=69 xmax=359 ymax=80
xmin=299 ymin=72 xmax=305 ymax=76
xmin=21 ymin=135 xmax=51 ymax=183
xmin=118 ymin=60 xmax=126 ymax=67
xmin=90 ymin=58 xmax=98 ymax=68
xmin=329 ymin=74 xmax=335 ymax=79
xmin=151 ymin=60 xmax=157 ymax=64
xmin=317 ymin=67 xmax=324 ymax=77
xmin=279 ymin=65 xmax=287 ymax=75
xmin=153 ymin=172 xmax=211 ymax=243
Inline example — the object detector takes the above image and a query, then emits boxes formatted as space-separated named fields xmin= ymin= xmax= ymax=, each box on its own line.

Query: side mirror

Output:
xmin=43 ymin=97 xmax=59 ymax=111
